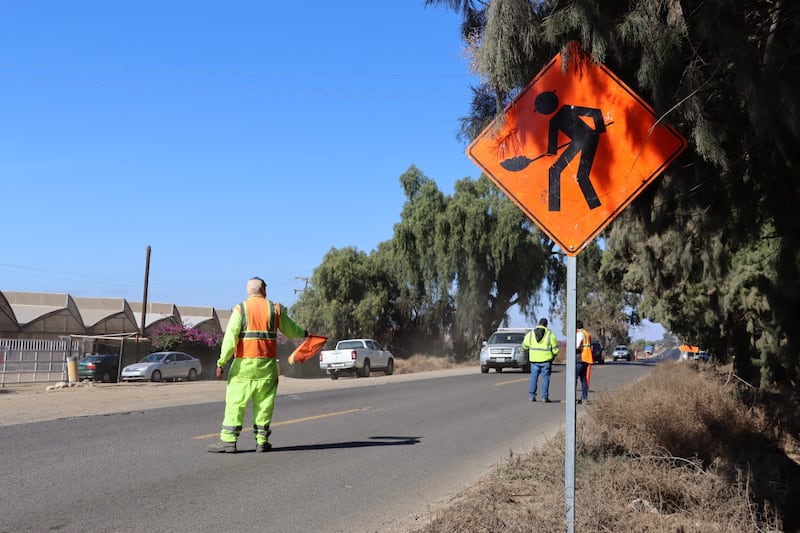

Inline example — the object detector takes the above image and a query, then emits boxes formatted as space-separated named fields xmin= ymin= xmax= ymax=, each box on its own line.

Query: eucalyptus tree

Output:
xmin=391 ymin=166 xmax=455 ymax=353
xmin=445 ymin=174 xmax=554 ymax=354
xmin=290 ymin=246 xmax=397 ymax=348
xmin=291 ymin=164 xmax=557 ymax=360
xmin=428 ymin=0 xmax=800 ymax=390
xmin=393 ymin=165 xmax=555 ymax=358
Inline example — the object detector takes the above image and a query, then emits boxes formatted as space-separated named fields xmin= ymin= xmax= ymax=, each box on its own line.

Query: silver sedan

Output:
xmin=121 ymin=351 xmax=202 ymax=382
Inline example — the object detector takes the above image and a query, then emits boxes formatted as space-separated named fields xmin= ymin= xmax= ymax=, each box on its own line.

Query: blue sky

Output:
xmin=0 ymin=2 xmax=663 ymax=341
xmin=1 ymin=2 xmax=479 ymax=306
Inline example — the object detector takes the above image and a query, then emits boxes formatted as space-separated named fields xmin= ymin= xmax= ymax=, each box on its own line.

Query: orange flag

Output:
xmin=288 ymin=335 xmax=328 ymax=365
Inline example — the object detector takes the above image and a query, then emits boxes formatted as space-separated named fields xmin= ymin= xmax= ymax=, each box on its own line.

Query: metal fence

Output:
xmin=0 ymin=337 xmax=82 ymax=385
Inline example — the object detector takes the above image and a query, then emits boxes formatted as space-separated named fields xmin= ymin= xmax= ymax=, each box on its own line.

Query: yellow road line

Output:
xmin=496 ymin=378 xmax=528 ymax=386
xmin=194 ymin=407 xmax=373 ymax=440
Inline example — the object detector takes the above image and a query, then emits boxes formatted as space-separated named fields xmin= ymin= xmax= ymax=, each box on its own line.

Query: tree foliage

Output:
xmin=291 ymin=247 xmax=398 ymax=349
xmin=291 ymin=165 xmax=556 ymax=360
xmin=393 ymin=166 xmax=555 ymax=356
xmin=429 ymin=0 xmax=800 ymax=390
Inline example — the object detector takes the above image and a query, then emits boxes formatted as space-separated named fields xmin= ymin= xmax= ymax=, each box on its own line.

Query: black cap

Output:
xmin=538 ymin=318 xmax=548 ymax=326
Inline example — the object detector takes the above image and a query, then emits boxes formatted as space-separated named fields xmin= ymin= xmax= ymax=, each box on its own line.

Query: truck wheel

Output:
xmin=523 ymin=363 xmax=531 ymax=373
xmin=329 ymin=371 xmax=339 ymax=380
xmin=480 ymin=365 xmax=489 ymax=374
xmin=359 ymin=359 xmax=371 ymax=378
xmin=384 ymin=358 xmax=394 ymax=376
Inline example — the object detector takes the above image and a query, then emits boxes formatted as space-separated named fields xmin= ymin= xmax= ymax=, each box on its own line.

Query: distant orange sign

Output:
xmin=467 ymin=45 xmax=687 ymax=255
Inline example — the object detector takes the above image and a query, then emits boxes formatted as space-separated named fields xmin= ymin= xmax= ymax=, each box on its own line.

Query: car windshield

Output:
xmin=141 ymin=353 xmax=167 ymax=363
xmin=83 ymin=355 xmax=107 ymax=362
xmin=615 ymin=346 xmax=627 ymax=351
xmin=488 ymin=333 xmax=526 ymax=344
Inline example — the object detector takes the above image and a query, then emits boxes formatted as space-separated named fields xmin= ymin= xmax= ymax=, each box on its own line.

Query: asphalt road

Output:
xmin=0 ymin=361 xmax=654 ymax=532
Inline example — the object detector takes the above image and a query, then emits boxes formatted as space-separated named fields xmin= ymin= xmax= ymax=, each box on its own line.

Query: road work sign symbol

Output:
xmin=467 ymin=44 xmax=687 ymax=255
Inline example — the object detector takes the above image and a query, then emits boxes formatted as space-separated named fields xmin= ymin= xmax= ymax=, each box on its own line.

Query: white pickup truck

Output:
xmin=319 ymin=338 xmax=394 ymax=380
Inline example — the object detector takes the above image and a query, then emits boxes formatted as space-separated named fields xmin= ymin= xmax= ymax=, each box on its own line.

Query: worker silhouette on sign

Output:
xmin=539 ymin=91 xmax=605 ymax=211
xmin=500 ymin=90 xmax=606 ymax=212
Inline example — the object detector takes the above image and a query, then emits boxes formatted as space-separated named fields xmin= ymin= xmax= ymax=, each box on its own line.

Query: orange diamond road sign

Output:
xmin=467 ymin=45 xmax=687 ymax=255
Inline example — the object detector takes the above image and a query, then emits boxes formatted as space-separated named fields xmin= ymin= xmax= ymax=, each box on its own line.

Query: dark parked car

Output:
xmin=77 ymin=354 xmax=120 ymax=383
xmin=590 ymin=342 xmax=604 ymax=364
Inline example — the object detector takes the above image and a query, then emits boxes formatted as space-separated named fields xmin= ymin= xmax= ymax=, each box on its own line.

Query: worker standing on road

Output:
xmin=576 ymin=320 xmax=593 ymax=404
xmin=523 ymin=318 xmax=559 ymax=402
xmin=208 ymin=277 xmax=308 ymax=453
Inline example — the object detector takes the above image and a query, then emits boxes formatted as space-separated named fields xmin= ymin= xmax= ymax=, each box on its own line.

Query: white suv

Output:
xmin=479 ymin=328 xmax=531 ymax=373
xmin=612 ymin=345 xmax=632 ymax=361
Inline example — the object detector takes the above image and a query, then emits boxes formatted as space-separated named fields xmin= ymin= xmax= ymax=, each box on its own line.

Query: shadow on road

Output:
xmin=269 ymin=435 xmax=421 ymax=452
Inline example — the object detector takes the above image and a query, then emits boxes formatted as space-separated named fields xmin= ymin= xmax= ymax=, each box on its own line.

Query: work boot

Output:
xmin=255 ymin=442 xmax=272 ymax=453
xmin=207 ymin=441 xmax=237 ymax=453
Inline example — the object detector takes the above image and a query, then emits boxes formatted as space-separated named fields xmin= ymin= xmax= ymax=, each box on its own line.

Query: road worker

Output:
xmin=523 ymin=318 xmax=559 ymax=402
xmin=208 ymin=277 xmax=308 ymax=453
xmin=576 ymin=320 xmax=594 ymax=404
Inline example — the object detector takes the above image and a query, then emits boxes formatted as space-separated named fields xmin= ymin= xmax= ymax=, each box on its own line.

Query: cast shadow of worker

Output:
xmin=264 ymin=435 xmax=421 ymax=453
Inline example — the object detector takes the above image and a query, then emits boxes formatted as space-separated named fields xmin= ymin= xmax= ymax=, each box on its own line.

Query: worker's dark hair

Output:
xmin=576 ymin=320 xmax=584 ymax=329
xmin=538 ymin=318 xmax=548 ymax=327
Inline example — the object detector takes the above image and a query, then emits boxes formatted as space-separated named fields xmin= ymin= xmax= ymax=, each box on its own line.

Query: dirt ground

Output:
xmin=0 ymin=367 xmax=474 ymax=426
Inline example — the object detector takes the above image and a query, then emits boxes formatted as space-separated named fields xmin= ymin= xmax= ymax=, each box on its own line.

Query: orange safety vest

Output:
xmin=577 ymin=328 xmax=594 ymax=364
xmin=234 ymin=298 xmax=281 ymax=358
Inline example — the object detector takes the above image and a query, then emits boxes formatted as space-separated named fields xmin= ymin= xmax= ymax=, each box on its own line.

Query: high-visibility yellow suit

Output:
xmin=215 ymin=294 xmax=306 ymax=448
xmin=523 ymin=320 xmax=559 ymax=402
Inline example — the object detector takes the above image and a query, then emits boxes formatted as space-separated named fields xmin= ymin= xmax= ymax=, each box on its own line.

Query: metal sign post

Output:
xmin=565 ymin=255 xmax=577 ymax=532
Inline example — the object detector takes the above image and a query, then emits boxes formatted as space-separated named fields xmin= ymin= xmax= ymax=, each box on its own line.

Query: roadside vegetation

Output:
xmin=393 ymin=354 xmax=472 ymax=374
xmin=413 ymin=361 xmax=799 ymax=532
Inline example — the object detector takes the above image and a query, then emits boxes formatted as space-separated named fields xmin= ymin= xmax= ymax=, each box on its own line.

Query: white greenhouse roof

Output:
xmin=0 ymin=291 xmax=233 ymax=339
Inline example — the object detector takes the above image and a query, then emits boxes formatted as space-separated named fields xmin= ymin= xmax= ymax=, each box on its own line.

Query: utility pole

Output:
xmin=294 ymin=276 xmax=309 ymax=294
xmin=140 ymin=245 xmax=151 ymax=337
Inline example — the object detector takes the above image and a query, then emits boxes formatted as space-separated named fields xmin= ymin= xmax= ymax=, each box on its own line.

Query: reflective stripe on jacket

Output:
xmin=523 ymin=326 xmax=559 ymax=363
xmin=235 ymin=298 xmax=280 ymax=359
xmin=216 ymin=295 xmax=307 ymax=380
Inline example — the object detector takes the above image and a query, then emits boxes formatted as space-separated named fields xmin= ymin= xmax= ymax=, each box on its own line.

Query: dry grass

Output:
xmin=414 ymin=361 xmax=799 ymax=532
xmin=394 ymin=354 xmax=472 ymax=374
